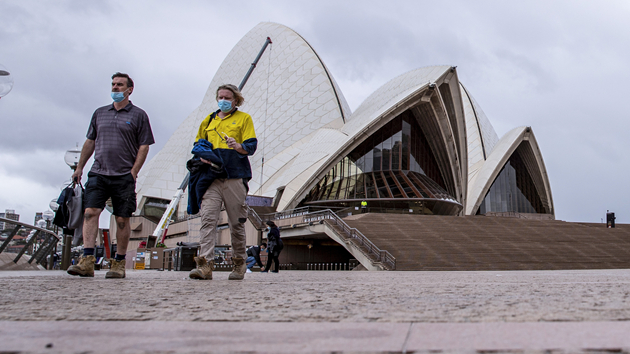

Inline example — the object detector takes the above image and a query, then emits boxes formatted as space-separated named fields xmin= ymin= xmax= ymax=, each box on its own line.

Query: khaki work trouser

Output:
xmin=199 ymin=178 xmax=248 ymax=260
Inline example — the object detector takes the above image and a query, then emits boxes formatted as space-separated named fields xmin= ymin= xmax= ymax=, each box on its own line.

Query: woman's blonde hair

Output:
xmin=216 ymin=84 xmax=244 ymax=107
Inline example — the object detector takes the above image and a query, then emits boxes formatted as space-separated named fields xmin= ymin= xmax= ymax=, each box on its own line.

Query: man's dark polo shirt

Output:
xmin=86 ymin=101 xmax=155 ymax=176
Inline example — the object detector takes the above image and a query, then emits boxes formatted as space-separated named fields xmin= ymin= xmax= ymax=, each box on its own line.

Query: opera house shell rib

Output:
xmin=135 ymin=22 xmax=554 ymax=235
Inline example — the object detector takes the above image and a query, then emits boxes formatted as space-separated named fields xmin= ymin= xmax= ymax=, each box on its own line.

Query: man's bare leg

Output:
xmin=114 ymin=216 xmax=130 ymax=255
xmin=82 ymin=207 xmax=103 ymax=248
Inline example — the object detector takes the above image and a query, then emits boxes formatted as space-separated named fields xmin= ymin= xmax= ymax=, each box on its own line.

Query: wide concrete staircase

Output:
xmin=343 ymin=213 xmax=630 ymax=271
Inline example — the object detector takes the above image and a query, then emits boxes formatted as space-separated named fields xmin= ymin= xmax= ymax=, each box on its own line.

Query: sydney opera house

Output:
xmin=117 ymin=22 xmax=563 ymax=271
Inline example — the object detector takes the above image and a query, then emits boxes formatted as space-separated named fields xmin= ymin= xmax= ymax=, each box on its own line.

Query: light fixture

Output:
xmin=42 ymin=210 xmax=54 ymax=221
xmin=49 ymin=199 xmax=59 ymax=212
xmin=64 ymin=144 xmax=81 ymax=170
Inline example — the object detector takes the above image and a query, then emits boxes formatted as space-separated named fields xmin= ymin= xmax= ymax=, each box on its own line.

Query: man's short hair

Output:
xmin=112 ymin=72 xmax=134 ymax=88
xmin=216 ymin=84 xmax=244 ymax=106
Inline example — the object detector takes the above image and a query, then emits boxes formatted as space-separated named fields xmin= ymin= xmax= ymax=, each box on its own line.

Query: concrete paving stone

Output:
xmin=0 ymin=321 xmax=410 ymax=353
xmin=2 ymin=321 xmax=630 ymax=353
xmin=1 ymin=269 xmax=630 ymax=353
xmin=406 ymin=322 xmax=630 ymax=352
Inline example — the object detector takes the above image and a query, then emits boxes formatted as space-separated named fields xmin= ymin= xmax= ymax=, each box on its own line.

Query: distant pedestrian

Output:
xmin=262 ymin=221 xmax=283 ymax=273
xmin=246 ymin=243 xmax=267 ymax=273
xmin=361 ymin=200 xmax=367 ymax=213
xmin=67 ymin=72 xmax=154 ymax=279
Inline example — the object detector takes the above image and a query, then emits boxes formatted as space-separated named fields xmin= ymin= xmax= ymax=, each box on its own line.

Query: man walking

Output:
xmin=67 ymin=72 xmax=154 ymax=278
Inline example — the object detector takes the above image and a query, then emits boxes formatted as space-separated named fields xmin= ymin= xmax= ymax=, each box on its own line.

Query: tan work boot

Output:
xmin=189 ymin=256 xmax=213 ymax=280
xmin=67 ymin=255 xmax=96 ymax=277
xmin=228 ymin=256 xmax=247 ymax=280
xmin=105 ymin=258 xmax=126 ymax=278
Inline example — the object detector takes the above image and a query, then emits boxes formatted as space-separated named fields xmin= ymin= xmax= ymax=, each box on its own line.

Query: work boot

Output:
xmin=105 ymin=259 xmax=126 ymax=278
xmin=67 ymin=255 xmax=95 ymax=277
xmin=228 ymin=256 xmax=247 ymax=280
xmin=189 ymin=256 xmax=213 ymax=280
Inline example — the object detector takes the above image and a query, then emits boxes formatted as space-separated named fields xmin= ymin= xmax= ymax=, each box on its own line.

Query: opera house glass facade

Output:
xmin=302 ymin=112 xmax=463 ymax=215
xmin=477 ymin=142 xmax=549 ymax=215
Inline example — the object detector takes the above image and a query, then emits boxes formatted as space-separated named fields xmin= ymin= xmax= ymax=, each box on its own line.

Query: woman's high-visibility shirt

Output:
xmin=195 ymin=109 xmax=257 ymax=179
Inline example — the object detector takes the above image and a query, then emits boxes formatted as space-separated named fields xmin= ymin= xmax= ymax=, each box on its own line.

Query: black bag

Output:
xmin=53 ymin=184 xmax=74 ymax=228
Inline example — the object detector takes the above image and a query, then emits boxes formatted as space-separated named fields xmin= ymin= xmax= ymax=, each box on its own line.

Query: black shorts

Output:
xmin=84 ymin=172 xmax=136 ymax=217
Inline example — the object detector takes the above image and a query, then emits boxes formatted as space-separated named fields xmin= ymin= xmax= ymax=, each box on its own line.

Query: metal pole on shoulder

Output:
xmin=147 ymin=36 xmax=272 ymax=247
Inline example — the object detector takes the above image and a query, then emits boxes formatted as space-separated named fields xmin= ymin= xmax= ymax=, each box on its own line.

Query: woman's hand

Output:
xmin=225 ymin=136 xmax=248 ymax=154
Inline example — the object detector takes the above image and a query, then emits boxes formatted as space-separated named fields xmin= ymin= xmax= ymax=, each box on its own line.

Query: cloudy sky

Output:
xmin=1 ymin=0 xmax=629 ymax=227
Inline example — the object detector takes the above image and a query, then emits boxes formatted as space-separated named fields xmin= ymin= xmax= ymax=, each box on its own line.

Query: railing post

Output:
xmin=0 ymin=224 xmax=22 ymax=255
xmin=15 ymin=230 xmax=41 ymax=264
xmin=47 ymin=240 xmax=58 ymax=269
xmin=29 ymin=232 xmax=49 ymax=264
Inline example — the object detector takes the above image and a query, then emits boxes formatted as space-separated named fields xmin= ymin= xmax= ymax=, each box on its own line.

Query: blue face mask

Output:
xmin=111 ymin=89 xmax=129 ymax=103
xmin=218 ymin=99 xmax=233 ymax=112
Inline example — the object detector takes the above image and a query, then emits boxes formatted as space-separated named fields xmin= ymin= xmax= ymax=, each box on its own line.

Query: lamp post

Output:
xmin=64 ymin=144 xmax=81 ymax=171
xmin=48 ymin=197 xmax=65 ymax=270
xmin=41 ymin=210 xmax=55 ymax=270
xmin=42 ymin=210 xmax=54 ymax=228
xmin=61 ymin=145 xmax=81 ymax=270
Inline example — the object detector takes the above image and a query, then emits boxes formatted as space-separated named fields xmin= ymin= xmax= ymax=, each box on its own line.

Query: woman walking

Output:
xmin=188 ymin=84 xmax=257 ymax=280
xmin=263 ymin=221 xmax=283 ymax=273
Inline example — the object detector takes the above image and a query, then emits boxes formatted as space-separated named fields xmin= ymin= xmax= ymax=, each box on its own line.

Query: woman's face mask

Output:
xmin=217 ymin=99 xmax=233 ymax=112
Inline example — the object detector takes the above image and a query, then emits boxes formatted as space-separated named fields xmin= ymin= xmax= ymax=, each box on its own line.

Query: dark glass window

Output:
xmin=373 ymin=172 xmax=391 ymax=198
xmin=355 ymin=173 xmax=365 ymax=199
xmin=401 ymin=120 xmax=411 ymax=170
xmin=365 ymin=173 xmax=377 ymax=198
xmin=302 ymin=108 xmax=456 ymax=206
xmin=385 ymin=171 xmax=404 ymax=197
xmin=478 ymin=147 xmax=546 ymax=214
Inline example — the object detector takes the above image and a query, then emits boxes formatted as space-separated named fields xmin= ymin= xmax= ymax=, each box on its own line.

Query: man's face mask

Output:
xmin=111 ymin=88 xmax=129 ymax=103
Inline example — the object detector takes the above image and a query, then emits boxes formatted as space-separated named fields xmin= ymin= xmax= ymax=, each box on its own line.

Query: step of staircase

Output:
xmin=343 ymin=214 xmax=630 ymax=271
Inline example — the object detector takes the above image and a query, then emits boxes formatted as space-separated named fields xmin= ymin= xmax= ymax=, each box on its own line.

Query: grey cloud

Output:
xmin=2 ymin=0 xmax=630 ymax=224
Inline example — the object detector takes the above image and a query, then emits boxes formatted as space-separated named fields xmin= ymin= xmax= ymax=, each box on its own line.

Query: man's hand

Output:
xmin=130 ymin=169 xmax=139 ymax=181
xmin=200 ymin=157 xmax=213 ymax=165
xmin=71 ymin=168 xmax=83 ymax=184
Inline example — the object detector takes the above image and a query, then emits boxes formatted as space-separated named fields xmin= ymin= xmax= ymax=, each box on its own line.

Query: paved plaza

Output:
xmin=1 ymin=269 xmax=630 ymax=353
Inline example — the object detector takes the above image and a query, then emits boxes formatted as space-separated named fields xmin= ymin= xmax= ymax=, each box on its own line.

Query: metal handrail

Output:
xmin=171 ymin=214 xmax=200 ymax=224
xmin=0 ymin=217 xmax=61 ymax=266
xmin=302 ymin=209 xmax=396 ymax=270
xmin=246 ymin=205 xmax=266 ymax=230
xmin=258 ymin=206 xmax=349 ymax=222
xmin=261 ymin=206 xmax=312 ymax=221
xmin=244 ymin=206 xmax=395 ymax=270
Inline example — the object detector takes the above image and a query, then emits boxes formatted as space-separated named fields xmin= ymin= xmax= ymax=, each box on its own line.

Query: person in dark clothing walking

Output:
xmin=246 ymin=243 xmax=267 ymax=273
xmin=262 ymin=221 xmax=283 ymax=273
